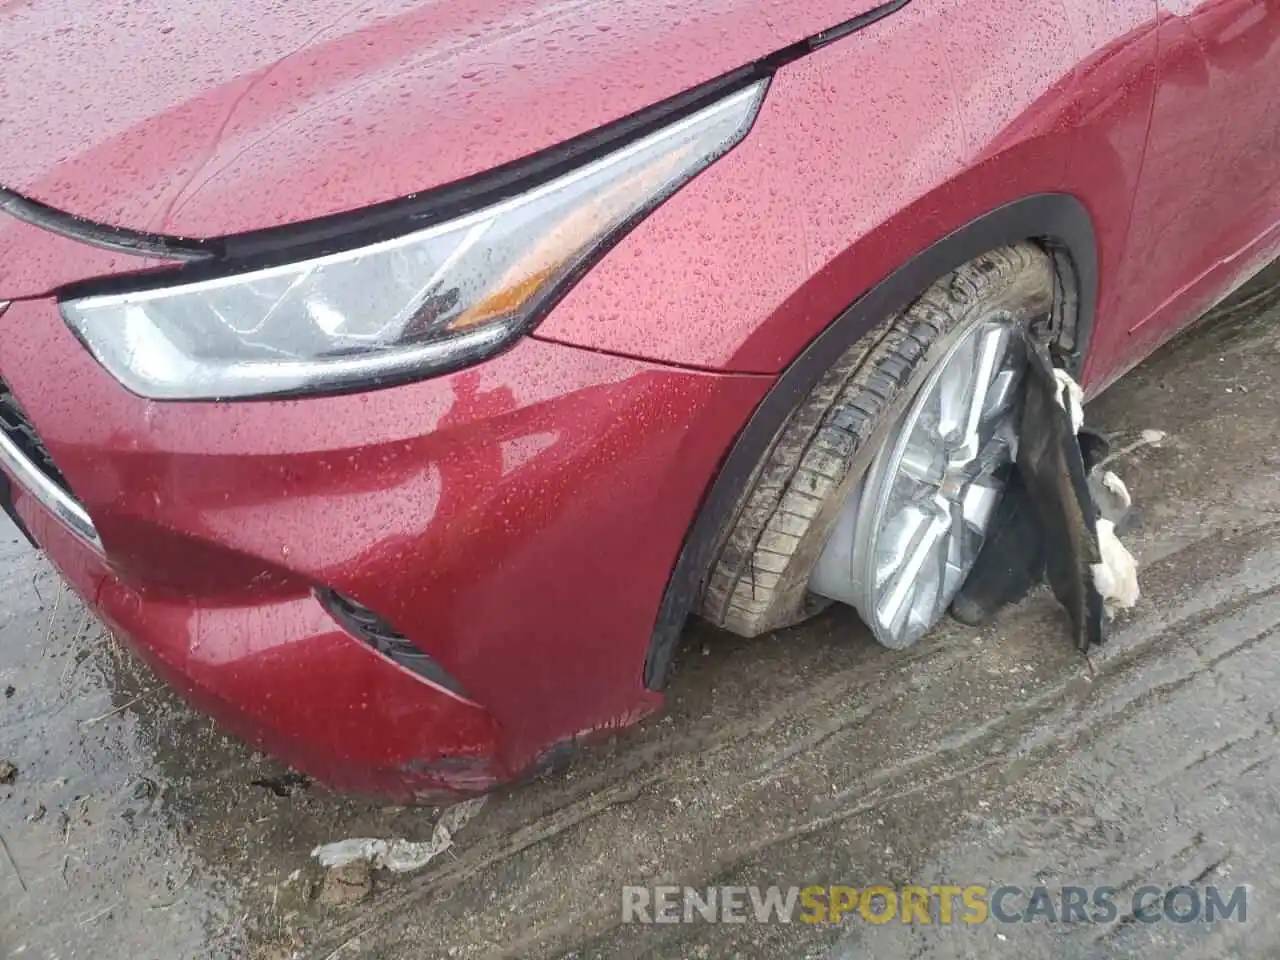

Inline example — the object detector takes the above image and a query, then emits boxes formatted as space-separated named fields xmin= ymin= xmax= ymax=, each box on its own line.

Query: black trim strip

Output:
xmin=213 ymin=0 xmax=913 ymax=266
xmin=642 ymin=193 xmax=1099 ymax=690
xmin=55 ymin=84 xmax=770 ymax=400
xmin=0 ymin=189 xmax=214 ymax=261
xmin=9 ymin=0 xmax=912 ymax=289
xmin=0 ymin=472 xmax=38 ymax=549
xmin=808 ymin=0 xmax=913 ymax=50
xmin=318 ymin=588 xmax=471 ymax=698
xmin=218 ymin=69 xmax=765 ymax=266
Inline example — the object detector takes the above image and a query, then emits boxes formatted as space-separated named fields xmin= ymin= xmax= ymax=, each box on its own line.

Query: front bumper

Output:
xmin=0 ymin=297 xmax=769 ymax=800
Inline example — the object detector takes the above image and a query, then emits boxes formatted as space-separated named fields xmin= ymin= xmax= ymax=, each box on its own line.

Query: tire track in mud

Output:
xmin=588 ymin=528 xmax=1280 ymax=959
xmin=319 ymin=517 xmax=1280 ymax=959
xmin=308 ymin=283 xmax=1280 ymax=957
xmin=1 ymin=253 xmax=1275 ymax=960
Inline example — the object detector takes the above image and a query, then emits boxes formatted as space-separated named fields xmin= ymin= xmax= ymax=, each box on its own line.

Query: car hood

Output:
xmin=0 ymin=0 xmax=884 ymax=240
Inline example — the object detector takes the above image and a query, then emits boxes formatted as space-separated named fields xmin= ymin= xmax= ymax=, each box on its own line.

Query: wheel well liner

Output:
xmin=643 ymin=192 xmax=1098 ymax=689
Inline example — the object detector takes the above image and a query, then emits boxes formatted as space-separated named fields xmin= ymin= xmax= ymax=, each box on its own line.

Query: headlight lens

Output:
xmin=62 ymin=81 xmax=766 ymax=400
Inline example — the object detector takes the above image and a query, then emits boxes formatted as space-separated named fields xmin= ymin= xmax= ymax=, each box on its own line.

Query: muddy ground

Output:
xmin=3 ymin=270 xmax=1280 ymax=960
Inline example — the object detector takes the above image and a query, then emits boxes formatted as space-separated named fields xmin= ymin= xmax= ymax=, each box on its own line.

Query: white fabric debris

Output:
xmin=1100 ymin=470 xmax=1131 ymax=510
xmin=312 ymin=836 xmax=447 ymax=872
xmin=1088 ymin=468 xmax=1132 ymax=526
xmin=312 ymin=796 xmax=487 ymax=874
xmin=1036 ymin=363 xmax=1141 ymax=618
xmin=1091 ymin=518 xmax=1139 ymax=615
xmin=1052 ymin=368 xmax=1085 ymax=435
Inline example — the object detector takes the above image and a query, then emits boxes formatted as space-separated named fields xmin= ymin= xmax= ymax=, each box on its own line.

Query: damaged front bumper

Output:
xmin=0 ymin=295 xmax=770 ymax=801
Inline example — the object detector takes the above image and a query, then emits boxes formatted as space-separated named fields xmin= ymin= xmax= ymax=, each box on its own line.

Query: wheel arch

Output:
xmin=643 ymin=192 xmax=1098 ymax=689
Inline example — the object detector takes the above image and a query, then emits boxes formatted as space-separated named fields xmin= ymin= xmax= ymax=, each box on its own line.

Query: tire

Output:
xmin=699 ymin=243 xmax=1058 ymax=637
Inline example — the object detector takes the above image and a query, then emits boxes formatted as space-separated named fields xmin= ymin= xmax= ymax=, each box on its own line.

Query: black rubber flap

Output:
xmin=1014 ymin=335 xmax=1105 ymax=648
xmin=0 ymin=472 xmax=37 ymax=548
xmin=951 ymin=332 xmax=1105 ymax=649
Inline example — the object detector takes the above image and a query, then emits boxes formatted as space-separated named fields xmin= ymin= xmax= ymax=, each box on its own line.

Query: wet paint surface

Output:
xmin=4 ymin=0 xmax=1274 ymax=403
xmin=3 ymin=266 xmax=1280 ymax=958
xmin=1088 ymin=0 xmax=1280 ymax=388
xmin=0 ymin=0 xmax=893 ymax=238
xmin=535 ymin=0 xmax=1159 ymax=374
xmin=0 ymin=300 xmax=771 ymax=799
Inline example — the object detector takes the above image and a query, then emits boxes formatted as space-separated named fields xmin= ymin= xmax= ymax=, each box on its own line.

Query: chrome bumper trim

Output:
xmin=0 ymin=429 xmax=102 ymax=551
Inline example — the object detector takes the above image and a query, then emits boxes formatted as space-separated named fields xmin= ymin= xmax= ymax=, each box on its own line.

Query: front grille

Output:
xmin=318 ymin=589 xmax=469 ymax=697
xmin=0 ymin=377 xmax=71 ymax=493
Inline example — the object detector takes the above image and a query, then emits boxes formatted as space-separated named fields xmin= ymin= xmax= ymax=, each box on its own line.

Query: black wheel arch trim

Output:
xmin=643 ymin=191 xmax=1099 ymax=689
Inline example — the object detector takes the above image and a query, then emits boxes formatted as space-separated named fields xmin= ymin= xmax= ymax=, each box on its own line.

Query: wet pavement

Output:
xmin=3 ymin=270 xmax=1280 ymax=960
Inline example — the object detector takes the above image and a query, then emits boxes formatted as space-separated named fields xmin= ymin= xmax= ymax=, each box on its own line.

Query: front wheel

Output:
xmin=699 ymin=244 xmax=1056 ymax=647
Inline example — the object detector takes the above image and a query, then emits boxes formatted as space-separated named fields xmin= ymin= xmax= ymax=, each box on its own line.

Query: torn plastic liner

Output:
xmin=950 ymin=333 xmax=1106 ymax=648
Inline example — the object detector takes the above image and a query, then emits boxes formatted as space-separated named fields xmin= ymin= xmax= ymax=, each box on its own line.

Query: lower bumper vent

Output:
xmin=318 ymin=589 xmax=468 ymax=698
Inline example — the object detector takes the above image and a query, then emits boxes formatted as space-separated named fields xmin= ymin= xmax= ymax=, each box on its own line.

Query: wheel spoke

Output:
xmin=981 ymin=367 xmax=1021 ymax=423
xmin=962 ymin=427 xmax=1015 ymax=482
xmin=876 ymin=502 xmax=949 ymax=634
xmin=952 ymin=325 xmax=1008 ymax=463
xmin=960 ymin=477 xmax=1002 ymax=531
xmin=936 ymin=333 xmax=977 ymax=442
xmin=897 ymin=438 xmax=945 ymax=486
xmin=940 ymin=500 xmax=968 ymax=600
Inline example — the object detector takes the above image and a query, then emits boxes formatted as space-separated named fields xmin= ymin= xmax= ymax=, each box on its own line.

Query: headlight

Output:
xmin=62 ymin=81 xmax=767 ymax=400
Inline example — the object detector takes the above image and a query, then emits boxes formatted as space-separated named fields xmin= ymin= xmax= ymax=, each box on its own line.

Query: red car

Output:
xmin=1 ymin=0 xmax=1278 ymax=801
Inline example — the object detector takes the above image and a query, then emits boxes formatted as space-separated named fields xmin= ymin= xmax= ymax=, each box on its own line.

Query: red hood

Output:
xmin=1 ymin=0 xmax=878 ymax=239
